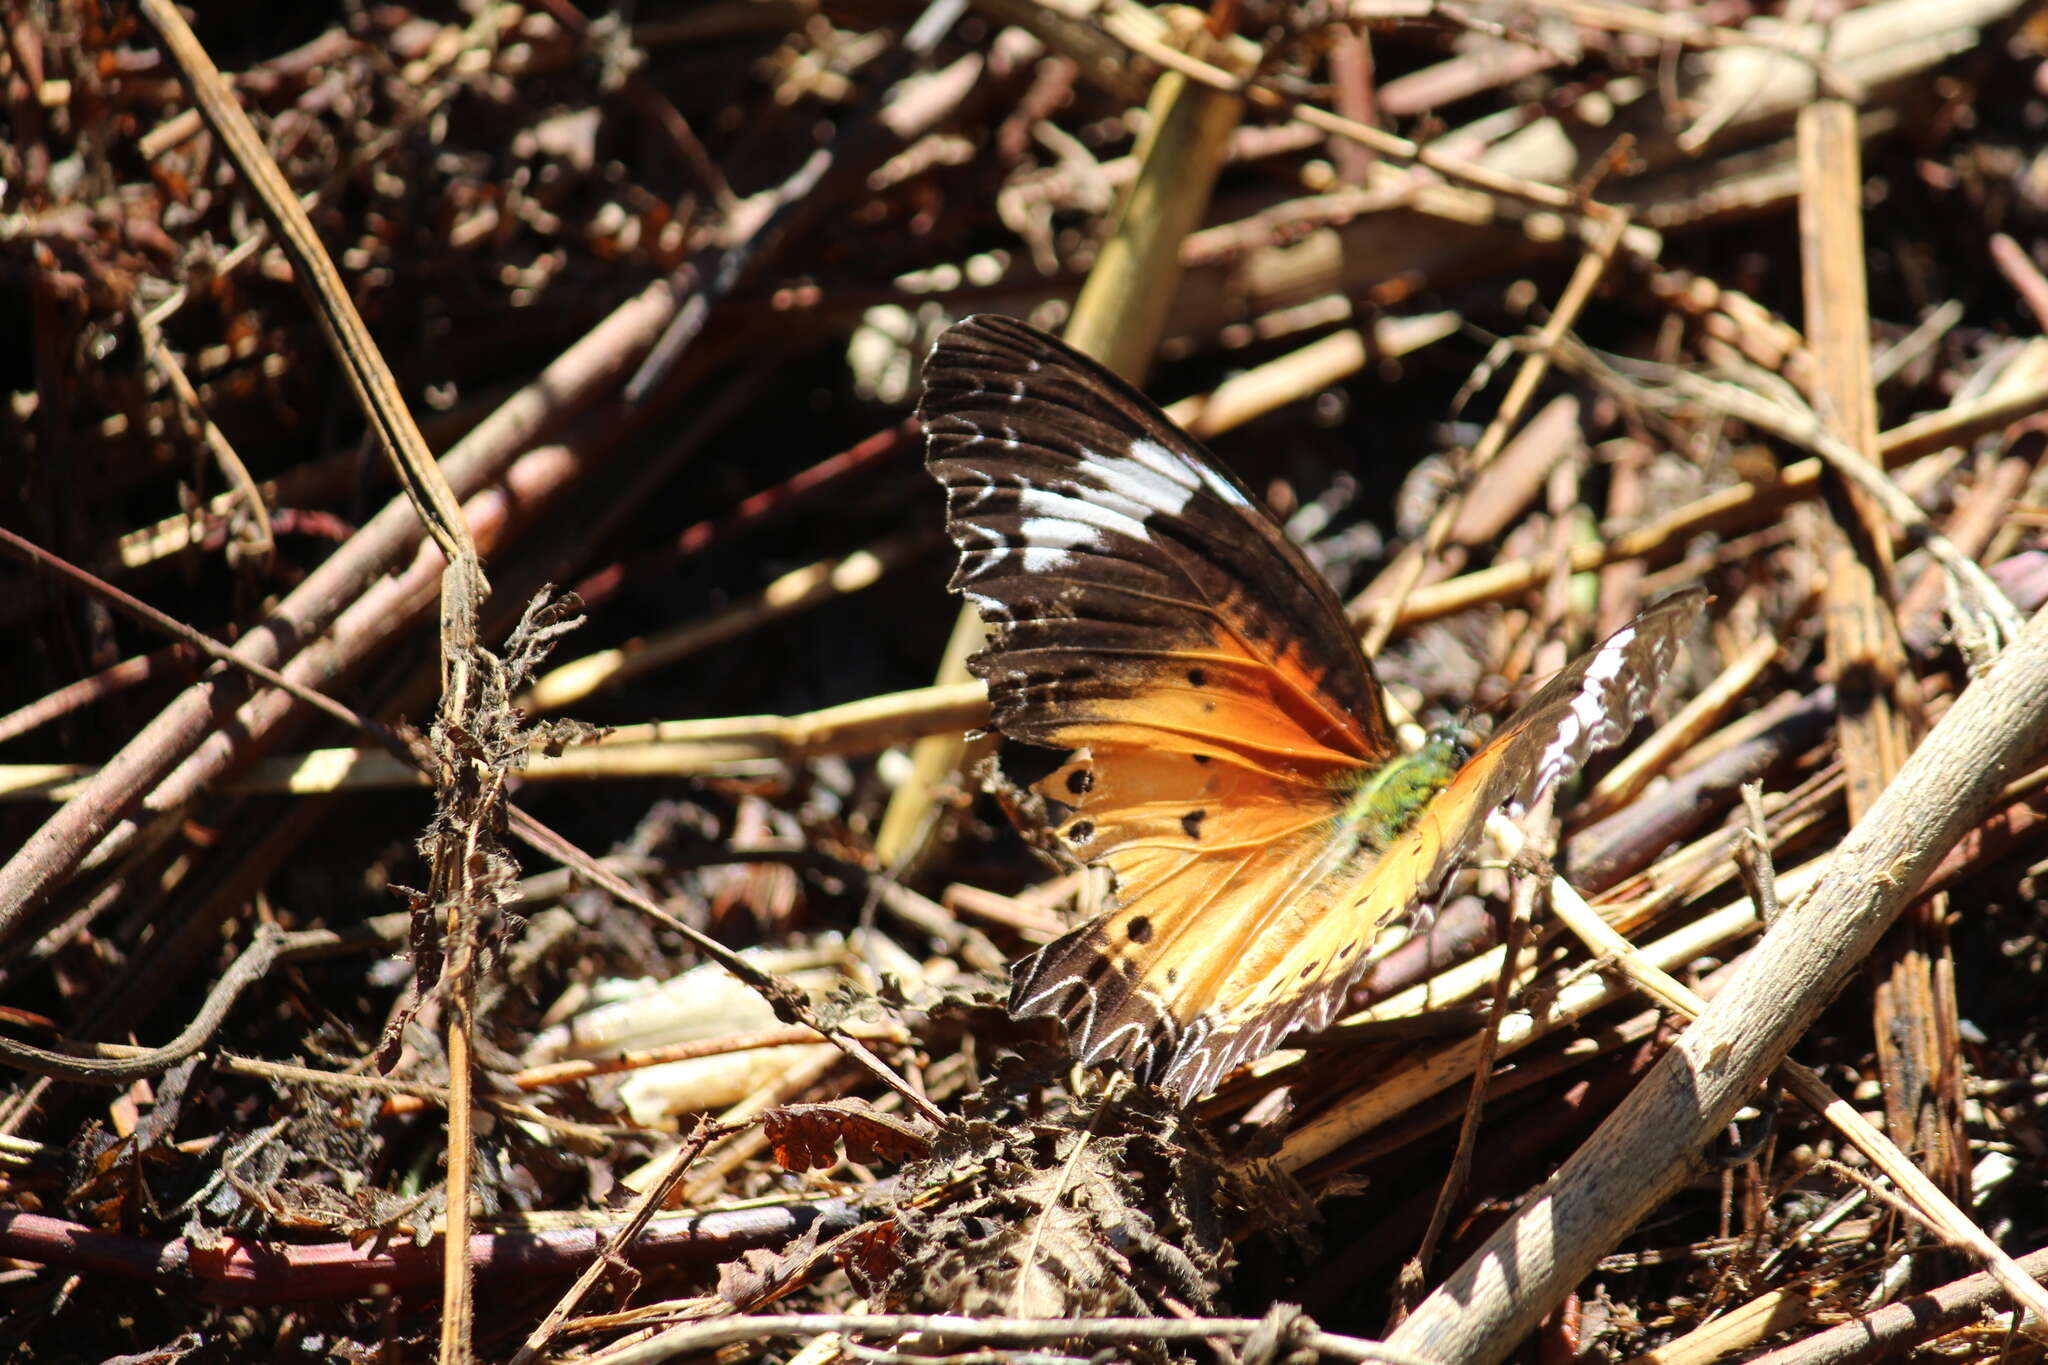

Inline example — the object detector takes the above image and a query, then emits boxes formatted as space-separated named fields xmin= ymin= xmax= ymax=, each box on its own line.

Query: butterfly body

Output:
xmin=1333 ymin=733 xmax=1464 ymax=855
xmin=921 ymin=314 xmax=1702 ymax=1103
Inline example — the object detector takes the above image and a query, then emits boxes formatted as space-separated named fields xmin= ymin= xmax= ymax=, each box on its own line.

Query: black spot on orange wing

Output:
xmin=1067 ymin=768 xmax=1094 ymax=795
xmin=1181 ymin=809 xmax=1206 ymax=839
xmin=1068 ymin=819 xmax=1094 ymax=842
xmin=1128 ymin=916 xmax=1154 ymax=944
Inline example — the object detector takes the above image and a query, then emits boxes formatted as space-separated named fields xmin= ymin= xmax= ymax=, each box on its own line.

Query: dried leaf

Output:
xmin=764 ymin=1098 xmax=932 ymax=1171
xmin=869 ymin=1066 xmax=1292 ymax=1345
xmin=716 ymin=1219 xmax=849 ymax=1310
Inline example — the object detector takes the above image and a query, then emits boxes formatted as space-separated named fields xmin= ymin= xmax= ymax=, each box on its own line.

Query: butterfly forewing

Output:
xmin=921 ymin=312 xmax=1704 ymax=1102
xmin=922 ymin=314 xmax=1396 ymax=770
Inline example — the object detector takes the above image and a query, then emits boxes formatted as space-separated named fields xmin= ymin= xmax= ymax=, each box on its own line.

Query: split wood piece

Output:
xmin=380 ymin=1024 xmax=913 ymax=1118
xmin=874 ymin=25 xmax=1248 ymax=872
xmin=1798 ymin=100 xmax=1967 ymax=1204
xmin=1384 ymin=599 xmax=2048 ymax=1365
xmin=627 ymin=1047 xmax=847 ymax=1203
xmin=503 ymin=808 xmax=941 ymax=1129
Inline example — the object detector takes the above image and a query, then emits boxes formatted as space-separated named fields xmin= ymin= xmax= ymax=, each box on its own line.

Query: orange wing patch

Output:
xmin=1006 ymin=640 xmax=1374 ymax=1089
xmin=1019 ymin=728 xmax=1432 ymax=1101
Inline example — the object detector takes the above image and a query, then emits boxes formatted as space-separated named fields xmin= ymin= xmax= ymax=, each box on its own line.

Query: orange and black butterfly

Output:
xmin=921 ymin=314 xmax=1702 ymax=1103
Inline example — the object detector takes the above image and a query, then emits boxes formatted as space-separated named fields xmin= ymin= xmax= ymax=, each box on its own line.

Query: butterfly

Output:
xmin=920 ymin=313 xmax=1703 ymax=1103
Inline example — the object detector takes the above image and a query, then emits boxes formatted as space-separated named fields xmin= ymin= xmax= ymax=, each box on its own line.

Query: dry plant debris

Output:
xmin=2 ymin=1 xmax=2048 ymax=1362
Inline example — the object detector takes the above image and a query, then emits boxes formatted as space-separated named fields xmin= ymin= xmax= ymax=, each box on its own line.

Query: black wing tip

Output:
xmin=1642 ymin=586 xmax=1712 ymax=623
xmin=939 ymin=312 xmax=1052 ymax=350
xmin=921 ymin=313 xmax=1062 ymax=389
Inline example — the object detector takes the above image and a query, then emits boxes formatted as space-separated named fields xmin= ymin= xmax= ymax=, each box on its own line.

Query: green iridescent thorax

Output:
xmin=1334 ymin=731 xmax=1464 ymax=855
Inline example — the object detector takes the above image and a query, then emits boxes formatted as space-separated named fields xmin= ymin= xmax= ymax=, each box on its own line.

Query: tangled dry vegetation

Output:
xmin=4 ymin=0 xmax=2048 ymax=1361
